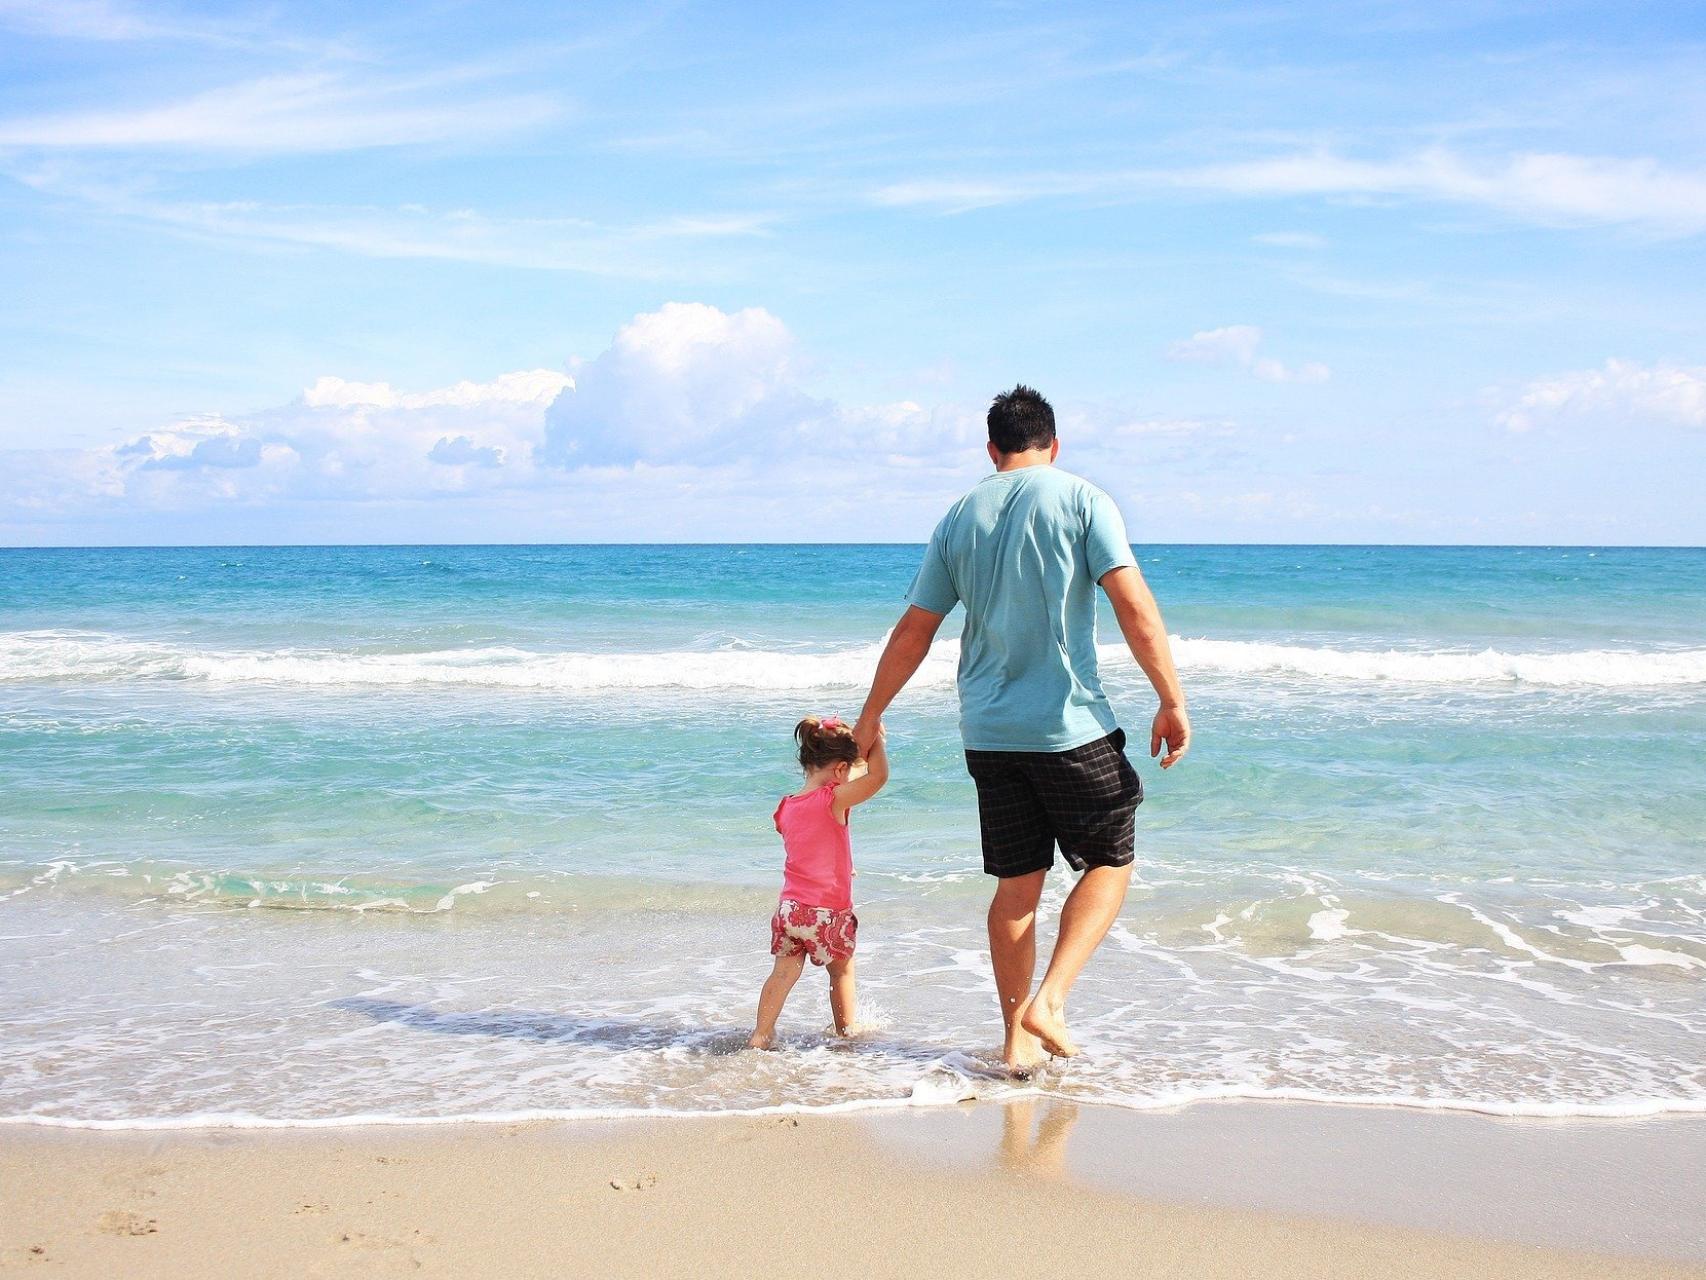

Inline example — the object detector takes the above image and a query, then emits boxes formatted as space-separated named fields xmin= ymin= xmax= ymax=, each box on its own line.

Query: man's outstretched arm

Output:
xmin=853 ymin=605 xmax=946 ymax=757
xmin=1100 ymin=566 xmax=1190 ymax=768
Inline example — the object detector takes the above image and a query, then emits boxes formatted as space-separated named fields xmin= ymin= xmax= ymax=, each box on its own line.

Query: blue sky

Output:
xmin=2 ymin=0 xmax=1703 ymax=545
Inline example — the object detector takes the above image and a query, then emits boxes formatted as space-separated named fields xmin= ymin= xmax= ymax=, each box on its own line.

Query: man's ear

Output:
xmin=987 ymin=441 xmax=1001 ymax=466
xmin=1049 ymin=439 xmax=1060 ymax=462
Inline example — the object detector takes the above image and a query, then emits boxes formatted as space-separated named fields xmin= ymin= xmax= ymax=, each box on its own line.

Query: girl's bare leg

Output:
xmin=826 ymin=955 xmax=858 ymax=1036
xmin=750 ymin=952 xmax=806 ymax=1049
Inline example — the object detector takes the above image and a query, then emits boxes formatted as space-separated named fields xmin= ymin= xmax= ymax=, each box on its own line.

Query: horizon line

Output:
xmin=3 ymin=541 xmax=1704 ymax=552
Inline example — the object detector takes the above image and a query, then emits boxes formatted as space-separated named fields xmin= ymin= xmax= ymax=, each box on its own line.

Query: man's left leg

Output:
xmin=1019 ymin=863 xmax=1131 ymax=1057
xmin=1018 ymin=730 xmax=1143 ymax=1058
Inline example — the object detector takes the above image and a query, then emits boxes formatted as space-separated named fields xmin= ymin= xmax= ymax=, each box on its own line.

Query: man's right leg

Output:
xmin=988 ymin=869 xmax=1046 ymax=1072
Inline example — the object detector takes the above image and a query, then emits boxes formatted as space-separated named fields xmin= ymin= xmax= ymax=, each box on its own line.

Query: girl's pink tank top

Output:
xmin=773 ymin=782 xmax=853 ymax=912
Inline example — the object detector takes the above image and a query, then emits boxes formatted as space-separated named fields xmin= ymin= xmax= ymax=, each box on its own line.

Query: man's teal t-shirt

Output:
xmin=905 ymin=465 xmax=1138 ymax=753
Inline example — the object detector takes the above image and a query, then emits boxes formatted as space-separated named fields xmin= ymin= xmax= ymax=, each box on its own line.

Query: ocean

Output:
xmin=1 ymin=543 xmax=1702 ymax=1128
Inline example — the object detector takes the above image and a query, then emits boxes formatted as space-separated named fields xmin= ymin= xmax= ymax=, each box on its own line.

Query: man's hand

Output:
xmin=853 ymin=718 xmax=884 ymax=759
xmin=1151 ymin=704 xmax=1191 ymax=769
xmin=1101 ymin=567 xmax=1188 ymax=768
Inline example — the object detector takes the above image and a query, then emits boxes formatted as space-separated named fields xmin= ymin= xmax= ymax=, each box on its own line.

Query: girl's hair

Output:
xmin=795 ymin=716 xmax=860 ymax=771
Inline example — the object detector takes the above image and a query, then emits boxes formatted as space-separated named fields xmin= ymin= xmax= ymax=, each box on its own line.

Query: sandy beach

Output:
xmin=4 ymin=1101 xmax=1701 ymax=1278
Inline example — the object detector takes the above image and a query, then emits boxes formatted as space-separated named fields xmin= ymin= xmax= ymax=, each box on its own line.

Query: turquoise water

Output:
xmin=1 ymin=544 xmax=1703 ymax=1125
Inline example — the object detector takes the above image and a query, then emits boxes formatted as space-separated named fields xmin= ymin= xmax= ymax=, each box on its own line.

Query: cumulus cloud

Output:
xmin=1495 ymin=359 xmax=1706 ymax=432
xmin=540 ymin=302 xmax=830 ymax=467
xmin=3 ymin=301 xmax=1242 ymax=543
xmin=31 ymin=367 xmax=571 ymax=519
xmin=428 ymin=436 xmax=505 ymax=467
xmin=1 ymin=303 xmax=995 ymax=541
xmin=1166 ymin=325 xmax=1330 ymax=384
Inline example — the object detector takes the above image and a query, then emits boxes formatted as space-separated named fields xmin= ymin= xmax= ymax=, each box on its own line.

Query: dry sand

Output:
xmin=2 ymin=1102 xmax=1702 ymax=1279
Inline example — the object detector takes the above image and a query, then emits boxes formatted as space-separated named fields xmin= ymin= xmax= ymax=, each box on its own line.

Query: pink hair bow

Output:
xmin=820 ymin=715 xmax=844 ymax=731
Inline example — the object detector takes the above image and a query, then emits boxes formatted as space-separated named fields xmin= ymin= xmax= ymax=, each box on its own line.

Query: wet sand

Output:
xmin=2 ymin=1100 xmax=1702 ymax=1278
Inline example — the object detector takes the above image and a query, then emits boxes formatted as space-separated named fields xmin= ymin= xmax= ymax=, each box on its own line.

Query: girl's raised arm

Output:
xmin=831 ymin=728 xmax=887 ymax=822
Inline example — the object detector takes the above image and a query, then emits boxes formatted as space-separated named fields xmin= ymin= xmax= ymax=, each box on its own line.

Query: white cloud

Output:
xmin=0 ymin=71 xmax=560 ymax=152
xmin=2 ymin=304 xmax=990 ymax=539
xmin=0 ymin=0 xmax=348 ymax=52
xmin=1168 ymin=325 xmax=1263 ymax=367
xmin=9 ymin=170 xmax=771 ymax=278
xmin=303 ymin=370 xmax=571 ymax=411
xmin=871 ymin=147 xmax=1706 ymax=236
xmin=1185 ymin=150 xmax=1706 ymax=236
xmin=118 ymin=421 xmax=269 ymax=471
xmin=0 ymin=0 xmax=171 ymax=40
xmin=1495 ymin=359 xmax=1706 ymax=432
xmin=428 ymin=436 xmax=505 ymax=468
xmin=1166 ymin=325 xmax=1330 ymax=385
xmin=541 ymin=303 xmax=827 ymax=467
xmin=1 ymin=302 xmax=1240 ymax=543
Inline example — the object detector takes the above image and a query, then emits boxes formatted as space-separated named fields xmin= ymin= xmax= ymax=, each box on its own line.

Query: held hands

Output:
xmin=1151 ymin=704 xmax=1191 ymax=769
xmin=852 ymin=718 xmax=885 ymax=760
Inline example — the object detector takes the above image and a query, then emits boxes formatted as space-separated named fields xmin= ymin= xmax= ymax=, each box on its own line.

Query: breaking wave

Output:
xmin=3 ymin=631 xmax=1704 ymax=691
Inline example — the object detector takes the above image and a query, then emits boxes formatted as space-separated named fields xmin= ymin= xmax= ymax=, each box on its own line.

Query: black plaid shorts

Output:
xmin=964 ymin=729 xmax=1143 ymax=878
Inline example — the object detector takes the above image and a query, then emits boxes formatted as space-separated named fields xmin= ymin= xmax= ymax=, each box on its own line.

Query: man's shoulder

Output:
xmin=1028 ymin=467 xmax=1119 ymax=517
xmin=1044 ymin=466 xmax=1113 ymax=499
xmin=936 ymin=467 xmax=1117 ymax=531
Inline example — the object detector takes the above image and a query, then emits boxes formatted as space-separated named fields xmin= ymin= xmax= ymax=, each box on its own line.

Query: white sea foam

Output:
xmin=1167 ymin=637 xmax=1706 ymax=687
xmin=1306 ymin=908 xmax=1354 ymax=941
xmin=4 ymin=630 xmax=1705 ymax=691
xmin=5 ymin=1085 xmax=1705 ymax=1131
xmin=3 ymin=876 xmax=1702 ymax=1129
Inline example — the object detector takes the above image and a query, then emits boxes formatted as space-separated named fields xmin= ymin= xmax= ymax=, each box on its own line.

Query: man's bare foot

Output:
xmin=1003 ymin=1024 xmax=1047 ymax=1077
xmin=833 ymin=1023 xmax=861 ymax=1038
xmin=747 ymin=1032 xmax=773 ymax=1050
xmin=1020 ymin=996 xmax=1078 ymax=1058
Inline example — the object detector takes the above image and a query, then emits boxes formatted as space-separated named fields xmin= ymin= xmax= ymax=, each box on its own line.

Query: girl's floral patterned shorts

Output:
xmin=770 ymin=898 xmax=857 ymax=966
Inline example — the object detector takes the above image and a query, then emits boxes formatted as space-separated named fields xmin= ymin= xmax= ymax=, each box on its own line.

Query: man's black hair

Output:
xmin=987 ymin=384 xmax=1057 ymax=454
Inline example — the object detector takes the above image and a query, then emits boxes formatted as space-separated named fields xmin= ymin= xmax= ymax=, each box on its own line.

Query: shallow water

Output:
xmin=1 ymin=544 xmax=1703 ymax=1126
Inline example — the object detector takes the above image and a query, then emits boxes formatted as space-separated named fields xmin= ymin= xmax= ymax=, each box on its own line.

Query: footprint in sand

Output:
xmin=607 ymin=1174 xmax=659 ymax=1191
xmin=97 ymin=1210 xmax=158 ymax=1237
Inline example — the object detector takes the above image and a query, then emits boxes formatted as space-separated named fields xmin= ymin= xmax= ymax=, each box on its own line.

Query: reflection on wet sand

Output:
xmin=997 ymin=1098 xmax=1080 ymax=1178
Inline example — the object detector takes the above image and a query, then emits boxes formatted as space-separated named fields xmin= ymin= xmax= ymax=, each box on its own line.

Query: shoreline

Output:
xmin=10 ymin=1084 xmax=1706 ymax=1130
xmin=6 ymin=1098 xmax=1702 ymax=1277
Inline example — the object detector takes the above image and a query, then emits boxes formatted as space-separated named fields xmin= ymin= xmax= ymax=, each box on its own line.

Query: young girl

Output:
xmin=747 ymin=715 xmax=888 ymax=1050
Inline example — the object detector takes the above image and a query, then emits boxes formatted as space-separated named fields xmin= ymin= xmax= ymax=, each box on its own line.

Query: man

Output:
xmin=853 ymin=385 xmax=1189 ymax=1072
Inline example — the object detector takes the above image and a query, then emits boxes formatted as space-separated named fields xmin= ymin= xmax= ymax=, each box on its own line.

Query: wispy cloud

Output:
xmin=0 ymin=71 xmax=562 ymax=152
xmin=1494 ymin=359 xmax=1706 ymax=432
xmin=144 ymin=199 xmax=769 ymax=277
xmin=0 ymin=0 xmax=354 ymax=56
xmin=0 ymin=0 xmax=182 ymax=41
xmin=1167 ymin=325 xmax=1330 ymax=385
xmin=9 ymin=168 xmax=774 ymax=278
xmin=872 ymin=147 xmax=1706 ymax=236
xmin=1252 ymin=230 xmax=1327 ymax=249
